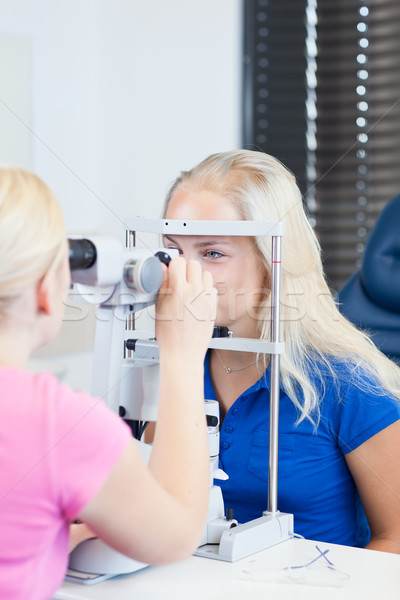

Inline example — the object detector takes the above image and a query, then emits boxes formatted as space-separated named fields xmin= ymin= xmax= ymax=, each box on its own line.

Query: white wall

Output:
xmin=0 ymin=33 xmax=32 ymax=166
xmin=0 ymin=0 xmax=242 ymax=237
xmin=96 ymin=0 xmax=242 ymax=235
xmin=0 ymin=0 xmax=242 ymax=390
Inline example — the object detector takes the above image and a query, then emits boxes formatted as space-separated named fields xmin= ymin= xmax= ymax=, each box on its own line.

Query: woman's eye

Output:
xmin=205 ymin=250 xmax=223 ymax=259
xmin=166 ymin=245 xmax=182 ymax=255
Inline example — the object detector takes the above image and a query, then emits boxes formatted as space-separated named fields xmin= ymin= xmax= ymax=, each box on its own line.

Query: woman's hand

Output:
xmin=155 ymin=257 xmax=217 ymax=362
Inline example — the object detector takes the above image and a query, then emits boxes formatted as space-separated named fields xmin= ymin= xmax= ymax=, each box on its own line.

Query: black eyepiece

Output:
xmin=155 ymin=251 xmax=172 ymax=266
xmin=68 ymin=239 xmax=97 ymax=271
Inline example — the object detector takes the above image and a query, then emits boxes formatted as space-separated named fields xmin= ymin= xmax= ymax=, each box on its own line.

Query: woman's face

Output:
xmin=164 ymin=188 xmax=267 ymax=337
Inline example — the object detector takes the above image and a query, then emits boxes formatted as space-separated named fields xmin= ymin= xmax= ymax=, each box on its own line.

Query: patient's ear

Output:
xmin=37 ymin=277 xmax=52 ymax=315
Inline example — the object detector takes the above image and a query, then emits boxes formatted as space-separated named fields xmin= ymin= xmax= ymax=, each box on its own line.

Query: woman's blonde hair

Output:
xmin=0 ymin=167 xmax=66 ymax=311
xmin=163 ymin=149 xmax=400 ymax=423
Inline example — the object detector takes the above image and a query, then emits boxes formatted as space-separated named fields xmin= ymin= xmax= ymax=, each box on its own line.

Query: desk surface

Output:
xmin=53 ymin=537 xmax=400 ymax=600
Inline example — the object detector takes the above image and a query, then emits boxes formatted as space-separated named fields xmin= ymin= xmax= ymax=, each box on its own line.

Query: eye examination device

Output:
xmin=66 ymin=217 xmax=293 ymax=584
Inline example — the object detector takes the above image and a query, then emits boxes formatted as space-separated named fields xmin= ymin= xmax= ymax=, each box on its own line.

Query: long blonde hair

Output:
xmin=164 ymin=149 xmax=400 ymax=423
xmin=0 ymin=167 xmax=66 ymax=312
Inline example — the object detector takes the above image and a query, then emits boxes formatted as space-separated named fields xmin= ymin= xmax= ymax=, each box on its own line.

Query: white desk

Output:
xmin=53 ymin=538 xmax=400 ymax=600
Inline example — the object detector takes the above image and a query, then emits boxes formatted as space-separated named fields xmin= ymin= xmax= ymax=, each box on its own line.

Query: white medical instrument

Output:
xmin=66 ymin=217 xmax=293 ymax=583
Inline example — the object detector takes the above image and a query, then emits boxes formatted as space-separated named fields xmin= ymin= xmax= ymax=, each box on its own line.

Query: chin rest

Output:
xmin=337 ymin=194 xmax=400 ymax=365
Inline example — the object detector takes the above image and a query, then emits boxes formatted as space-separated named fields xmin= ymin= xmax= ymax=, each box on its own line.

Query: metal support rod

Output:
xmin=126 ymin=230 xmax=136 ymax=357
xmin=268 ymin=235 xmax=282 ymax=514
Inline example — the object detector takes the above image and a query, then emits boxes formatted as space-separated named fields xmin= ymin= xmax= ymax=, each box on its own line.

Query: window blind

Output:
xmin=242 ymin=0 xmax=309 ymax=194
xmin=242 ymin=0 xmax=400 ymax=292
xmin=309 ymin=0 xmax=400 ymax=291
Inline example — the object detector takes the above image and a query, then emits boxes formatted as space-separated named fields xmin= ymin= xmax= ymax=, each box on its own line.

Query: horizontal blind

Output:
xmin=242 ymin=0 xmax=308 ymax=194
xmin=309 ymin=0 xmax=400 ymax=291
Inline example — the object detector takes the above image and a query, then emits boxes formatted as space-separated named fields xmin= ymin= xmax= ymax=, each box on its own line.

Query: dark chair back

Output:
xmin=337 ymin=195 xmax=400 ymax=365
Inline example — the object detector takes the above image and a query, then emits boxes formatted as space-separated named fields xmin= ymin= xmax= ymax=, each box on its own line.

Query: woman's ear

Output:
xmin=37 ymin=277 xmax=52 ymax=315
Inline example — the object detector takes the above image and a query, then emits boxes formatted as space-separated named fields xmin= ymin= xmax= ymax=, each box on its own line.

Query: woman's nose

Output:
xmin=180 ymin=249 xmax=197 ymax=262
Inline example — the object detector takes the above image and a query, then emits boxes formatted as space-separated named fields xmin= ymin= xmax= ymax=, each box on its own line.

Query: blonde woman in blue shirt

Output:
xmin=161 ymin=149 xmax=400 ymax=553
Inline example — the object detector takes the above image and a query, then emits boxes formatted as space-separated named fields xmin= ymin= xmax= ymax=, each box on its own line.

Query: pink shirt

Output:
xmin=0 ymin=367 xmax=131 ymax=599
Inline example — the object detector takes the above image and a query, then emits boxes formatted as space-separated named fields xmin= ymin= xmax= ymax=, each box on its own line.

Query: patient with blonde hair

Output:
xmin=161 ymin=149 xmax=400 ymax=552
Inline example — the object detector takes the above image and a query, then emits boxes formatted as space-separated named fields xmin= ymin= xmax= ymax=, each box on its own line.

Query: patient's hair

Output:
xmin=163 ymin=149 xmax=400 ymax=423
xmin=0 ymin=167 xmax=66 ymax=311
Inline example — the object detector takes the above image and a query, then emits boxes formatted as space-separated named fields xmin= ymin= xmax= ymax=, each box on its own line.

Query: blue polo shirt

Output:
xmin=204 ymin=352 xmax=400 ymax=547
